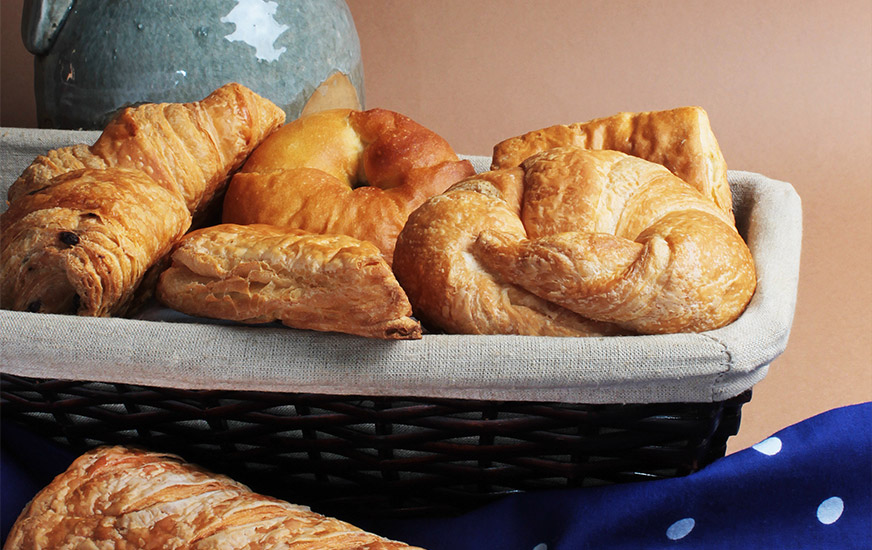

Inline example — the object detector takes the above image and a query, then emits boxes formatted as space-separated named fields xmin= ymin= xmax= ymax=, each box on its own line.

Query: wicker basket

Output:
xmin=1 ymin=374 xmax=750 ymax=518
xmin=0 ymin=129 xmax=802 ymax=518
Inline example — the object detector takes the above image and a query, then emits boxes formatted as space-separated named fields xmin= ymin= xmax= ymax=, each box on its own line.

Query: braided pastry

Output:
xmin=393 ymin=146 xmax=756 ymax=335
xmin=222 ymin=108 xmax=475 ymax=264
xmin=4 ymin=446 xmax=422 ymax=549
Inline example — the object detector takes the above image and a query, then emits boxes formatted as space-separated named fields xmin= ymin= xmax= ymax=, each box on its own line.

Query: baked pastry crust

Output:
xmin=9 ymin=82 xmax=285 ymax=222
xmin=4 ymin=445 xmax=423 ymax=549
xmin=1 ymin=168 xmax=191 ymax=316
xmin=222 ymin=108 xmax=475 ymax=264
xmin=394 ymin=147 xmax=756 ymax=335
xmin=157 ymin=223 xmax=422 ymax=339
xmin=1 ymin=84 xmax=285 ymax=317
xmin=491 ymin=106 xmax=733 ymax=220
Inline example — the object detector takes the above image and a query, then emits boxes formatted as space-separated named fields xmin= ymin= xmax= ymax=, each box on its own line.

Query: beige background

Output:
xmin=2 ymin=0 xmax=870 ymax=454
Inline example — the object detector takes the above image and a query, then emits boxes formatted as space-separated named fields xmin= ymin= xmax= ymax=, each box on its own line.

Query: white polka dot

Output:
xmin=666 ymin=518 xmax=695 ymax=540
xmin=752 ymin=436 xmax=783 ymax=456
xmin=817 ymin=496 xmax=844 ymax=525
xmin=532 ymin=544 xmax=548 ymax=550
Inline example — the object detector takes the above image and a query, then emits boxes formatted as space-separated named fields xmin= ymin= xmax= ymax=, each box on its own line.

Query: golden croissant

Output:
xmin=9 ymin=82 xmax=286 ymax=221
xmin=393 ymin=146 xmax=756 ymax=335
xmin=3 ymin=446 xmax=423 ymax=550
xmin=2 ymin=83 xmax=285 ymax=316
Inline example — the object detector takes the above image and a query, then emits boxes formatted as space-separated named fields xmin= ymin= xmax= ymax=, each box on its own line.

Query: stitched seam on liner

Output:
xmin=698 ymin=332 xmax=733 ymax=402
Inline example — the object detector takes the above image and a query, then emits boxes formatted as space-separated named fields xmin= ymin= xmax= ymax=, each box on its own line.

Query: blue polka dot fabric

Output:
xmin=363 ymin=402 xmax=871 ymax=549
xmin=2 ymin=403 xmax=869 ymax=548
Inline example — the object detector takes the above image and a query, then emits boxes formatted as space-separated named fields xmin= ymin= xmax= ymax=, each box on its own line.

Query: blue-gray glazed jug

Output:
xmin=22 ymin=0 xmax=365 ymax=129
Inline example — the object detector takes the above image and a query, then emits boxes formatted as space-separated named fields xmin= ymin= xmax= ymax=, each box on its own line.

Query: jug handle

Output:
xmin=22 ymin=0 xmax=74 ymax=55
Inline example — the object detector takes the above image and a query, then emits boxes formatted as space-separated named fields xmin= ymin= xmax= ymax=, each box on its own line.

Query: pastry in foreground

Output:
xmin=394 ymin=147 xmax=756 ymax=336
xmin=157 ymin=223 xmax=422 ymax=339
xmin=222 ymin=107 xmax=475 ymax=264
xmin=3 ymin=445 xmax=423 ymax=550
xmin=0 ymin=168 xmax=191 ymax=316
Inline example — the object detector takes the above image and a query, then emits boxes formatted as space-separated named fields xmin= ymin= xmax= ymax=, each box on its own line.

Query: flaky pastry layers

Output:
xmin=157 ymin=223 xmax=421 ymax=339
xmin=491 ymin=106 xmax=733 ymax=221
xmin=222 ymin=108 xmax=475 ymax=265
xmin=1 ymin=168 xmax=191 ymax=316
xmin=2 ymin=83 xmax=285 ymax=316
xmin=3 ymin=446 xmax=423 ymax=550
xmin=393 ymin=147 xmax=756 ymax=336
xmin=9 ymin=82 xmax=286 ymax=221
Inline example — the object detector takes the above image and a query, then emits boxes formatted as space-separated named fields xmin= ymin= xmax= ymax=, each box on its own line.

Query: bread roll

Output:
xmin=223 ymin=108 xmax=475 ymax=264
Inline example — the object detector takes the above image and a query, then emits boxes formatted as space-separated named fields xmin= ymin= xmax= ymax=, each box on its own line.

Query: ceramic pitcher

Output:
xmin=22 ymin=0 xmax=365 ymax=129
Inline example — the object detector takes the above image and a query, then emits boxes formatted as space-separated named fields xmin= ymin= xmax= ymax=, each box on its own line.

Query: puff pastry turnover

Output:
xmin=491 ymin=106 xmax=733 ymax=220
xmin=3 ymin=445 xmax=423 ymax=550
xmin=157 ymin=223 xmax=422 ymax=339
xmin=0 ymin=168 xmax=191 ymax=316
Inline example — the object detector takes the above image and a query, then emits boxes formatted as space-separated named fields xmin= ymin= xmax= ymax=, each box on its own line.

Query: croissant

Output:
xmin=2 ymin=84 xmax=285 ymax=316
xmin=3 ymin=446 xmax=423 ymax=549
xmin=0 ymin=168 xmax=191 ymax=316
xmin=491 ymin=106 xmax=733 ymax=220
xmin=157 ymin=223 xmax=422 ymax=339
xmin=8 ymin=82 xmax=286 ymax=221
xmin=393 ymin=147 xmax=756 ymax=335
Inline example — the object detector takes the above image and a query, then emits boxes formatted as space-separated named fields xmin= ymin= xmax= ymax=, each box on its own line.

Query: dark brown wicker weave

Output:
xmin=0 ymin=373 xmax=750 ymax=518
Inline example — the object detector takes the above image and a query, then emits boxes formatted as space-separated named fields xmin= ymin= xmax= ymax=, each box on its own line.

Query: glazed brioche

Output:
xmin=491 ymin=106 xmax=733 ymax=220
xmin=394 ymin=147 xmax=756 ymax=335
xmin=222 ymin=108 xmax=475 ymax=264
xmin=9 ymin=82 xmax=286 ymax=220
xmin=4 ymin=445 xmax=423 ymax=549
xmin=1 ymin=168 xmax=191 ymax=316
xmin=157 ymin=223 xmax=421 ymax=339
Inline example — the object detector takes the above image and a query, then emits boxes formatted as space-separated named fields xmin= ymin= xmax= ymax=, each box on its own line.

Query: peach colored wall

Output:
xmin=2 ymin=1 xmax=870 ymax=454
